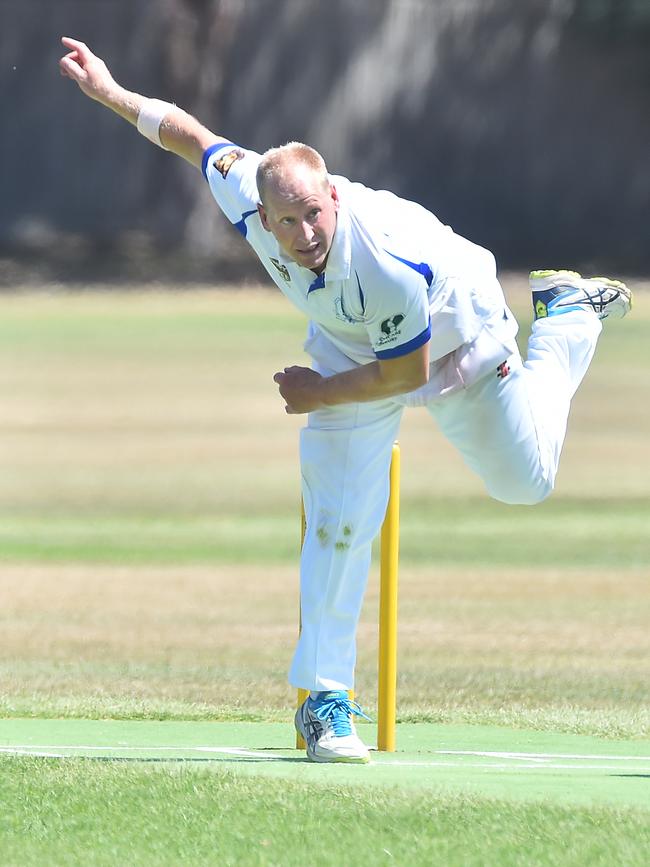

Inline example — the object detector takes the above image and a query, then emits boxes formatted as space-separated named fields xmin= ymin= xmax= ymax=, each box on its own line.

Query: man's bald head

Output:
xmin=256 ymin=142 xmax=330 ymax=205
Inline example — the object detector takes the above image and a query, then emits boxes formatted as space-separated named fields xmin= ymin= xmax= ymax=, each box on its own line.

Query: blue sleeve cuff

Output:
xmin=374 ymin=321 xmax=431 ymax=360
xmin=202 ymin=141 xmax=236 ymax=180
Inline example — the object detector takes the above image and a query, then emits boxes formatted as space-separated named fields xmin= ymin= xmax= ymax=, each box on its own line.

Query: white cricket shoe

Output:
xmin=531 ymin=269 xmax=632 ymax=321
xmin=295 ymin=690 xmax=371 ymax=764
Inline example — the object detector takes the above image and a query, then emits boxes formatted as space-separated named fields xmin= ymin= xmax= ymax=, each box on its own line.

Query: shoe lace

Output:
xmin=311 ymin=692 xmax=372 ymax=737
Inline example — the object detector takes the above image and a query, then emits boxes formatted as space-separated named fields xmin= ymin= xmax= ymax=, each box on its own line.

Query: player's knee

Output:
xmin=487 ymin=474 xmax=554 ymax=506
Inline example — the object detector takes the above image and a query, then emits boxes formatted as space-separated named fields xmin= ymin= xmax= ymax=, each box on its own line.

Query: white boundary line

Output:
xmin=438 ymin=750 xmax=650 ymax=762
xmin=1 ymin=744 xmax=649 ymax=771
xmin=388 ymin=761 xmax=650 ymax=771
xmin=0 ymin=747 xmax=65 ymax=758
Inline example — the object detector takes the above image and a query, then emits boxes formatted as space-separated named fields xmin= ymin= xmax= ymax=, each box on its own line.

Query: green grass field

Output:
xmin=0 ymin=279 xmax=648 ymax=865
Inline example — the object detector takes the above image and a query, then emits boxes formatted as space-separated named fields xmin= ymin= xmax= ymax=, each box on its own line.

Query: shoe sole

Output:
xmin=306 ymin=750 xmax=370 ymax=764
xmin=587 ymin=277 xmax=633 ymax=316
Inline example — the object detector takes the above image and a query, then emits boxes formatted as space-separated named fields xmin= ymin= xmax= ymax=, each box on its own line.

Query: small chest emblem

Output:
xmin=334 ymin=296 xmax=358 ymax=324
xmin=269 ymin=258 xmax=291 ymax=282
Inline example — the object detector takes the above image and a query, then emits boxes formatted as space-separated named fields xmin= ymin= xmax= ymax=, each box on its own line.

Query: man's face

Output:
xmin=258 ymin=167 xmax=339 ymax=274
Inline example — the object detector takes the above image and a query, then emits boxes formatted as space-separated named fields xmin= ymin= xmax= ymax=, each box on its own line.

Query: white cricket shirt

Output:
xmin=203 ymin=142 xmax=503 ymax=366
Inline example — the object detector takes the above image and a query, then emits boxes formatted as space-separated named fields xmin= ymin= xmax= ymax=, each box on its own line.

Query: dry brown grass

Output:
xmin=1 ymin=561 xmax=647 ymax=726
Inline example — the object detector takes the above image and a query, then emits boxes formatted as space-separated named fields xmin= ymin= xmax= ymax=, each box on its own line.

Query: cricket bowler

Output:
xmin=59 ymin=37 xmax=631 ymax=763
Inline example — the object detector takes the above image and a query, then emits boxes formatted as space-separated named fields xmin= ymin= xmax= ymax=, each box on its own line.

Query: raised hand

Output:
xmin=59 ymin=37 xmax=119 ymax=105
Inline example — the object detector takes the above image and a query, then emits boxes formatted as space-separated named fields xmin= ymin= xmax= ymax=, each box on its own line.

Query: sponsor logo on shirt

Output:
xmin=376 ymin=313 xmax=405 ymax=345
xmin=213 ymin=148 xmax=245 ymax=179
xmin=269 ymin=258 xmax=291 ymax=282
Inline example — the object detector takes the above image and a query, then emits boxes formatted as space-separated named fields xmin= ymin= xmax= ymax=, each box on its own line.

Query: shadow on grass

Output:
xmin=610 ymin=774 xmax=650 ymax=779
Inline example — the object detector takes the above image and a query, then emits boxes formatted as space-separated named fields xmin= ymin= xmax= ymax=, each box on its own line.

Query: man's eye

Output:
xmin=309 ymin=209 xmax=320 ymax=220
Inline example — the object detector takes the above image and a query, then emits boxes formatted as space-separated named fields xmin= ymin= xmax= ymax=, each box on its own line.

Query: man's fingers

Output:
xmin=59 ymin=55 xmax=86 ymax=81
xmin=61 ymin=36 xmax=90 ymax=56
xmin=274 ymin=366 xmax=309 ymax=383
xmin=59 ymin=58 xmax=88 ymax=84
xmin=273 ymin=372 xmax=284 ymax=384
xmin=61 ymin=37 xmax=96 ymax=69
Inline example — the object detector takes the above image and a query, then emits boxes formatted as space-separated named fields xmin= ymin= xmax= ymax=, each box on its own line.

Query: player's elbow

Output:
xmin=381 ymin=364 xmax=427 ymax=396
xmin=378 ymin=342 xmax=429 ymax=394
xmin=404 ymin=364 xmax=429 ymax=391
xmin=402 ymin=353 xmax=430 ymax=391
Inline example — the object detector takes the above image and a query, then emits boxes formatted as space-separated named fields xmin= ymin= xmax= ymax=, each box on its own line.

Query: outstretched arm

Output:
xmin=59 ymin=37 xmax=227 ymax=169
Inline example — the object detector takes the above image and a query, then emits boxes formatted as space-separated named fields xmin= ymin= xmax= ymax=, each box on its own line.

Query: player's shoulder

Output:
xmin=332 ymin=174 xmax=399 ymax=221
xmin=202 ymin=141 xmax=262 ymax=225
xmin=336 ymin=187 xmax=428 ymax=285
xmin=338 ymin=175 xmax=439 ymax=252
xmin=202 ymin=141 xmax=261 ymax=183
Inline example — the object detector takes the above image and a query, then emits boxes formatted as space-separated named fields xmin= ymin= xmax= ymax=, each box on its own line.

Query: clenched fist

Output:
xmin=273 ymin=366 xmax=325 ymax=414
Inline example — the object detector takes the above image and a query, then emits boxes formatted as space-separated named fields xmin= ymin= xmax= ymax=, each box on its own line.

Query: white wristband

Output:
xmin=136 ymin=98 xmax=174 ymax=149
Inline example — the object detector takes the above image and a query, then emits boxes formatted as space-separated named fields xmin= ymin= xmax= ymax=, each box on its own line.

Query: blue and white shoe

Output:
xmin=295 ymin=690 xmax=371 ymax=763
xmin=531 ymin=269 xmax=632 ymax=321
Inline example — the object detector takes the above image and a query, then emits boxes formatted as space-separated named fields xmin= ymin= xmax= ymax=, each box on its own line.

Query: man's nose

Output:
xmin=298 ymin=221 xmax=314 ymax=242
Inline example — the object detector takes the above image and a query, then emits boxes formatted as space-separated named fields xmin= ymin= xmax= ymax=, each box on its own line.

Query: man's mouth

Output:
xmin=297 ymin=242 xmax=319 ymax=255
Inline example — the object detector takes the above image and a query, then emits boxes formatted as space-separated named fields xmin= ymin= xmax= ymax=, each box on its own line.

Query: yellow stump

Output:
xmin=296 ymin=504 xmax=308 ymax=750
xmin=378 ymin=442 xmax=400 ymax=751
xmin=296 ymin=443 xmax=400 ymax=752
xmin=296 ymin=689 xmax=309 ymax=751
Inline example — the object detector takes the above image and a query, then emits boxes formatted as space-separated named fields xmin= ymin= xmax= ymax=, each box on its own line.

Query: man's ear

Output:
xmin=330 ymin=184 xmax=340 ymax=211
xmin=258 ymin=202 xmax=271 ymax=232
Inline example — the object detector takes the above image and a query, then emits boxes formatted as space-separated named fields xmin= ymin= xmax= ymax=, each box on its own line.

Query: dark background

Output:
xmin=1 ymin=0 xmax=648 ymax=284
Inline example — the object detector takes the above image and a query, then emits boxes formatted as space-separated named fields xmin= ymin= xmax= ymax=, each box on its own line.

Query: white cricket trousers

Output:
xmin=290 ymin=310 xmax=602 ymax=691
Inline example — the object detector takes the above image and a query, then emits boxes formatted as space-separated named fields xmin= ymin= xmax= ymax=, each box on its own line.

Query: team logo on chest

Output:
xmin=334 ymin=296 xmax=358 ymax=324
xmin=269 ymin=258 xmax=291 ymax=282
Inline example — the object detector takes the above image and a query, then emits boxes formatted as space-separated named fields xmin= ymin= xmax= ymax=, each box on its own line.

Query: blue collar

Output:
xmin=307 ymin=272 xmax=326 ymax=293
